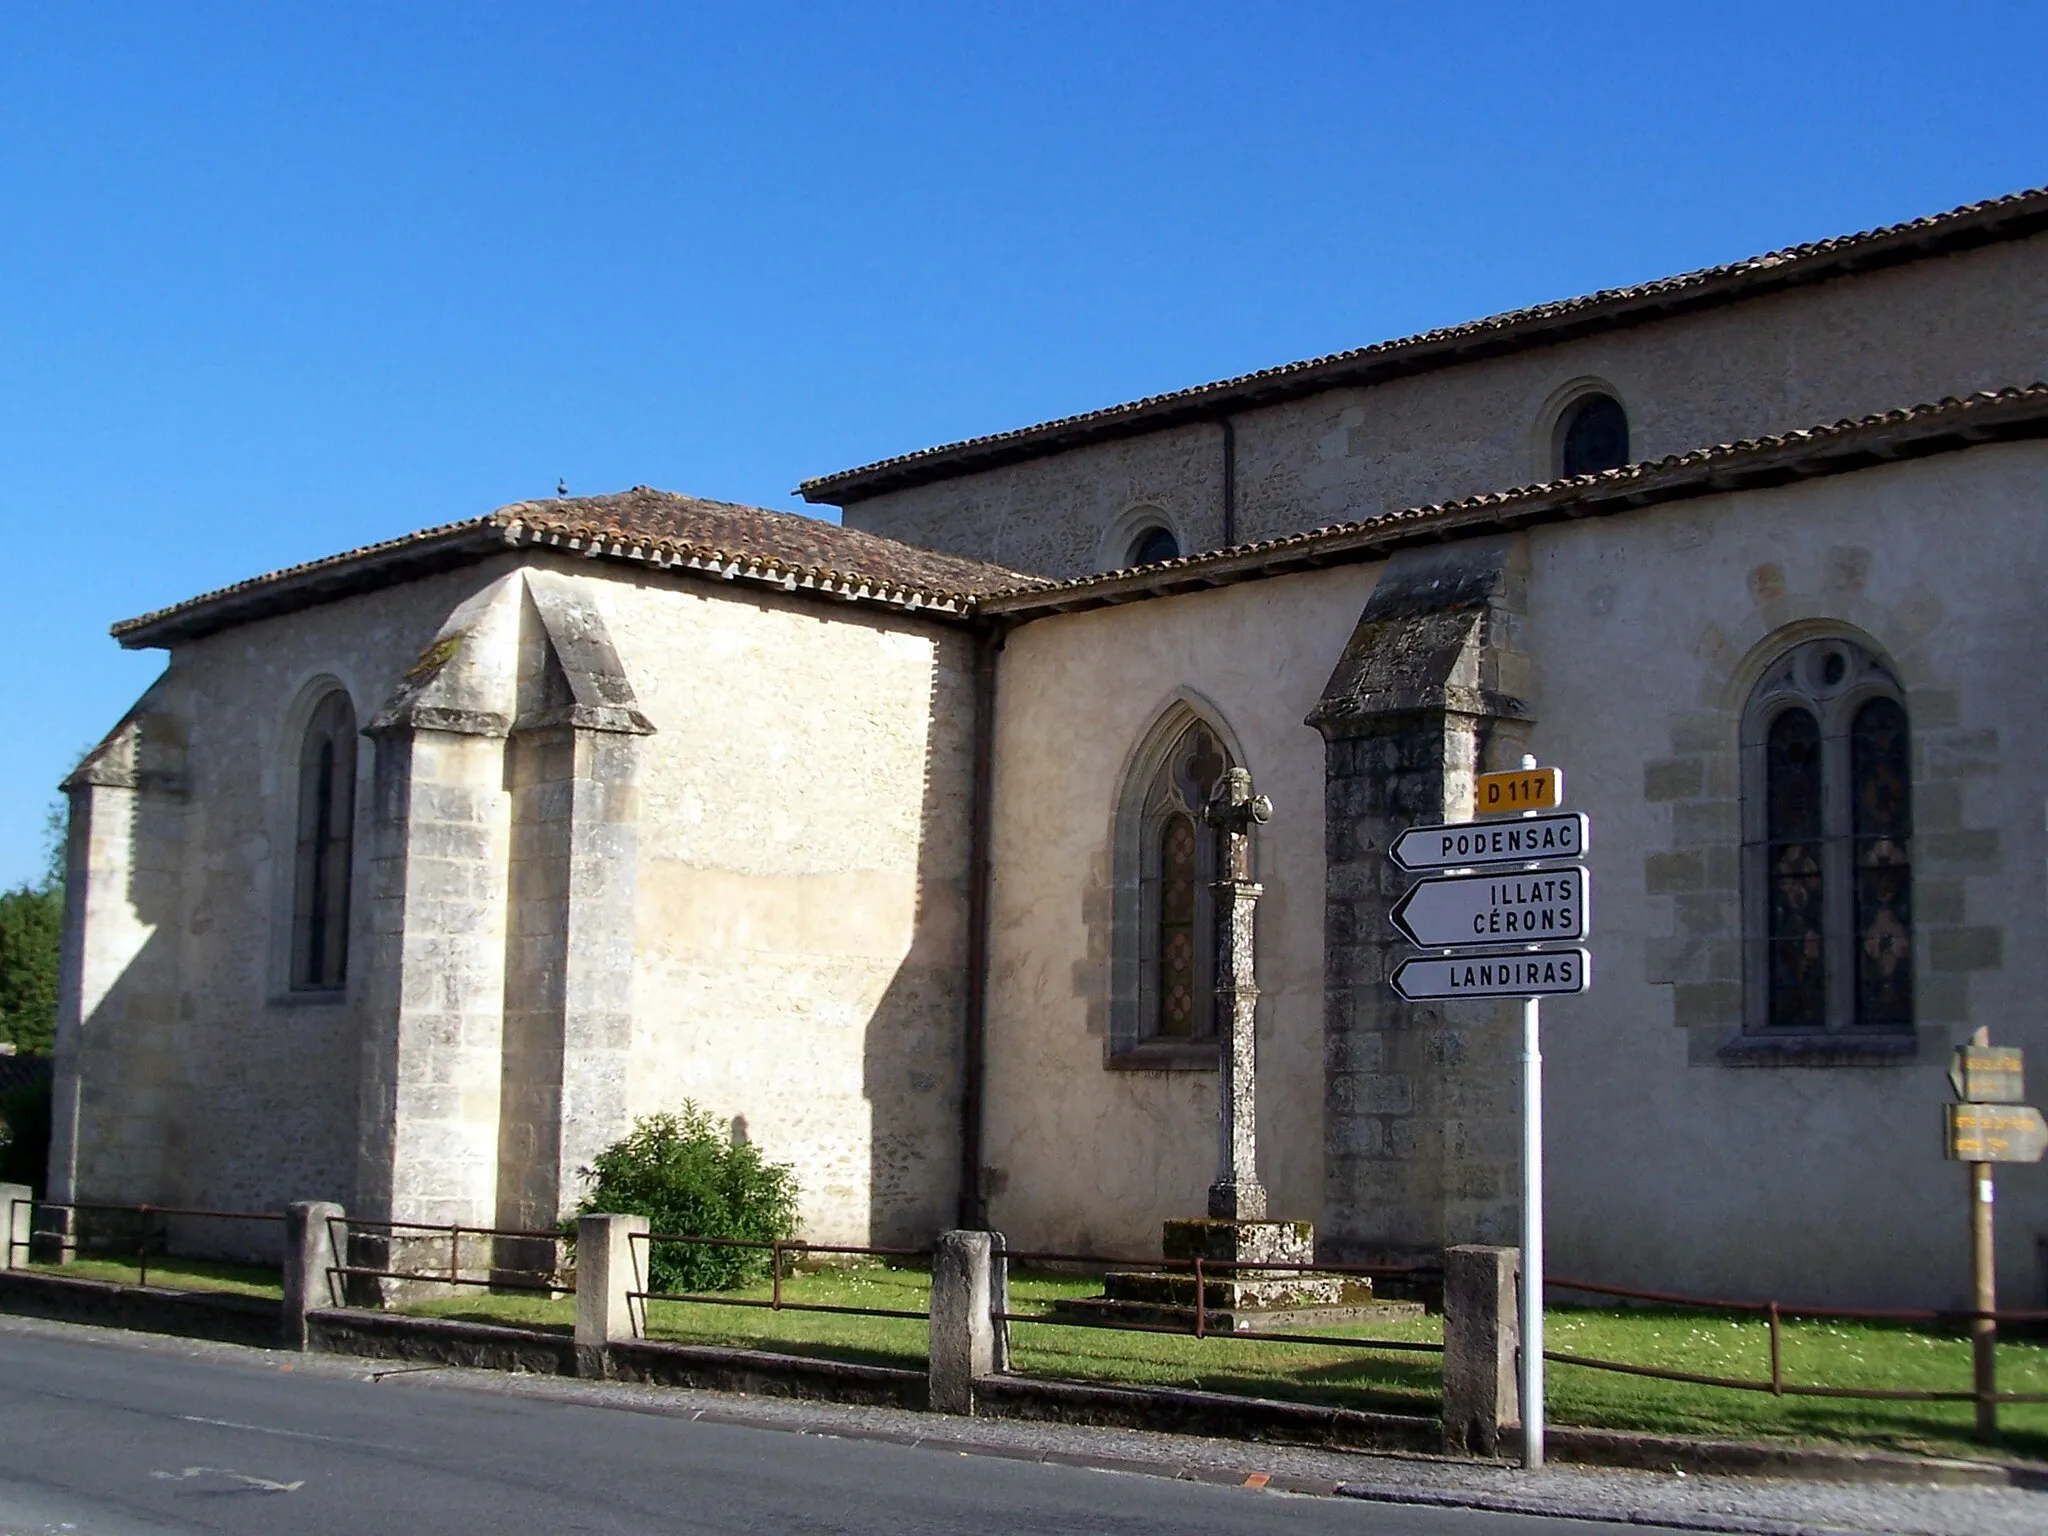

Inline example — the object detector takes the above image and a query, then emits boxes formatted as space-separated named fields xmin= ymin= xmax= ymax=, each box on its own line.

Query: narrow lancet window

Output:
xmin=1765 ymin=708 xmax=1826 ymax=1029
xmin=291 ymin=691 xmax=357 ymax=991
xmin=1851 ymin=697 xmax=1913 ymax=1027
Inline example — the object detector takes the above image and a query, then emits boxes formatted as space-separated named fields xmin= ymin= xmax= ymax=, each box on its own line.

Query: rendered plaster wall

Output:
xmin=840 ymin=235 xmax=2048 ymax=578
xmin=1510 ymin=439 xmax=2048 ymax=1310
xmin=56 ymin=559 xmax=522 ymax=1223
xmin=982 ymin=564 xmax=1378 ymax=1255
xmin=592 ymin=568 xmax=975 ymax=1248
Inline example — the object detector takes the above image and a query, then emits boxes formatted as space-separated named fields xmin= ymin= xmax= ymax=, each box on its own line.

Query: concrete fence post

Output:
xmin=1442 ymin=1244 xmax=1521 ymax=1456
xmin=929 ymin=1230 xmax=995 ymax=1415
xmin=574 ymin=1213 xmax=647 ymax=1379
xmin=0 ymin=1184 xmax=30 ymax=1271
xmin=282 ymin=1201 xmax=346 ymax=1349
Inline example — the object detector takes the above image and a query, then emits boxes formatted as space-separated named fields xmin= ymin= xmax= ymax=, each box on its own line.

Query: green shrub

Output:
xmin=0 ymin=885 xmax=62 ymax=1057
xmin=0 ymin=1075 xmax=53 ymax=1194
xmin=569 ymin=1105 xmax=800 ymax=1293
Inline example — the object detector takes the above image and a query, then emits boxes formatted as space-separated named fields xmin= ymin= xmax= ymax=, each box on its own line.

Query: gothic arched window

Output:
xmin=1108 ymin=704 xmax=1240 ymax=1064
xmin=1742 ymin=639 xmax=1912 ymax=1034
xmin=291 ymin=690 xmax=358 ymax=991
xmin=1557 ymin=393 xmax=1630 ymax=477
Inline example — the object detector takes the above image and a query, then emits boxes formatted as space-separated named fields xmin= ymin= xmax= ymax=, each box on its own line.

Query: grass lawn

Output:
xmin=20 ymin=1255 xmax=282 ymax=1298
xmin=398 ymin=1263 xmax=2048 ymax=1462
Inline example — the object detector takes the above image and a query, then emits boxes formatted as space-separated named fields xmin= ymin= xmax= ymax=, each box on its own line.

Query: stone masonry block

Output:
xmin=1929 ymin=926 xmax=2002 ymax=973
xmin=1915 ymin=878 xmax=1967 ymax=926
xmin=1912 ymin=781 xmax=1963 ymax=833
xmin=1917 ymin=829 xmax=1999 ymax=870
xmin=1673 ymin=981 xmax=1741 ymax=1030
xmin=1922 ymin=729 xmax=1999 ymax=778
xmin=1644 ymin=851 xmax=1706 ymax=894
xmin=1642 ymin=757 xmax=1704 ymax=801
xmin=1671 ymin=800 xmax=1740 ymax=847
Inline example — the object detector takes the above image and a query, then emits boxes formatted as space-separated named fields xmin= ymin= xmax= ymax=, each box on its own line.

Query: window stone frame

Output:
xmin=1645 ymin=583 xmax=1999 ymax=1070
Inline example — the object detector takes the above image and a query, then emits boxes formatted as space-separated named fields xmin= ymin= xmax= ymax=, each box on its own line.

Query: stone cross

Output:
xmin=1205 ymin=767 xmax=1272 ymax=1222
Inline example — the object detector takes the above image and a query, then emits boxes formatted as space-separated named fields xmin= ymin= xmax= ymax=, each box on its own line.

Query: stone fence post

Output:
xmin=929 ymin=1230 xmax=995 ymax=1414
xmin=1442 ymin=1244 xmax=1520 ymax=1455
xmin=282 ymin=1201 xmax=346 ymax=1349
xmin=0 ymin=1184 xmax=30 ymax=1271
xmin=574 ymin=1213 xmax=647 ymax=1379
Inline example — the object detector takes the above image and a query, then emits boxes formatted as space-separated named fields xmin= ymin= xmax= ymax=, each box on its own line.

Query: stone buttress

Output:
xmin=1307 ymin=537 xmax=1536 ymax=1261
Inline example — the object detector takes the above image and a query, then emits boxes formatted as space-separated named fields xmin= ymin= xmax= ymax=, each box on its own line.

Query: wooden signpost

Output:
xmin=1942 ymin=1028 xmax=2044 ymax=1441
xmin=1385 ymin=756 xmax=1591 ymax=1469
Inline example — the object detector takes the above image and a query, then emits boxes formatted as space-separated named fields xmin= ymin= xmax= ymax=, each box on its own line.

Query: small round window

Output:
xmin=1557 ymin=393 xmax=1630 ymax=477
xmin=1128 ymin=525 xmax=1181 ymax=566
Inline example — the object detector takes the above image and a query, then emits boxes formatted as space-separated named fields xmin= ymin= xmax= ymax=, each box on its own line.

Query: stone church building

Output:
xmin=52 ymin=186 xmax=2048 ymax=1308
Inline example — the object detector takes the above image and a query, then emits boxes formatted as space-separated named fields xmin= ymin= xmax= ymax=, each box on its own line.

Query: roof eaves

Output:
xmin=801 ymin=186 xmax=2048 ymax=505
xmin=972 ymin=385 xmax=2048 ymax=621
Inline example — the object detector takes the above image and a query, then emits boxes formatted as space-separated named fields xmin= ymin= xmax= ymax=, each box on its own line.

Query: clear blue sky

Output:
xmin=3 ymin=3 xmax=2044 ymax=886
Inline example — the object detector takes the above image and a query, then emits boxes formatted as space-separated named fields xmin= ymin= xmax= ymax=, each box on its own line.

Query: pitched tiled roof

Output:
xmin=801 ymin=186 xmax=2048 ymax=505
xmin=113 ymin=488 xmax=1032 ymax=648
xmin=977 ymin=385 xmax=2048 ymax=619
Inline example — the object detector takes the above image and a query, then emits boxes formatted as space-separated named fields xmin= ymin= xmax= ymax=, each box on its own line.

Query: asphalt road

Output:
xmin=0 ymin=1324 xmax=1671 ymax=1536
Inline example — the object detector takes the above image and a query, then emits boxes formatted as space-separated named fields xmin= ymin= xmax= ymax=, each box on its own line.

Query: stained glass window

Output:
xmin=1851 ymin=697 xmax=1912 ymax=1027
xmin=1559 ymin=394 xmax=1630 ymax=477
xmin=1765 ymin=708 xmax=1826 ymax=1029
xmin=1157 ymin=811 xmax=1200 ymax=1037
xmin=291 ymin=691 xmax=357 ymax=991
xmin=1135 ymin=719 xmax=1232 ymax=1043
xmin=1742 ymin=640 xmax=1913 ymax=1038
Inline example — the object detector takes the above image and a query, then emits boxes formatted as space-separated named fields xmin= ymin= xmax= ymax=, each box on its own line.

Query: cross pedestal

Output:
xmin=1054 ymin=770 xmax=1423 ymax=1333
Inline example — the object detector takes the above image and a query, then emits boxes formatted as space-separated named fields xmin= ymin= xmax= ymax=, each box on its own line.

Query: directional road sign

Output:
xmin=1389 ymin=812 xmax=1588 ymax=874
xmin=1944 ymin=1103 xmax=2048 ymax=1164
xmin=1389 ymin=866 xmax=1588 ymax=950
xmin=1391 ymin=947 xmax=1591 ymax=1002
xmin=1476 ymin=766 xmax=1563 ymax=816
xmin=1949 ymin=1045 xmax=2024 ymax=1105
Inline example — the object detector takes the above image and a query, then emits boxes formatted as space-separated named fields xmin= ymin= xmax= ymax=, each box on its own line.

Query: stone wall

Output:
xmin=567 ymin=565 xmax=976 ymax=1248
xmin=838 ymin=235 xmax=2048 ymax=578
xmin=55 ymin=553 xmax=974 ymax=1252
xmin=981 ymin=566 xmax=1375 ymax=1255
xmin=983 ymin=437 xmax=2048 ymax=1307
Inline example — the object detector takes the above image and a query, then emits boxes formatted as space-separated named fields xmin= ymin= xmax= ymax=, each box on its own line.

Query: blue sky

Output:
xmin=3 ymin=3 xmax=2045 ymax=886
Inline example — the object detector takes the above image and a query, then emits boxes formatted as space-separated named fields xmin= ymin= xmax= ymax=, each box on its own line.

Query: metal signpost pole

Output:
xmin=1521 ymin=989 xmax=1544 ymax=1470
xmin=1516 ymin=753 xmax=1545 ymax=1472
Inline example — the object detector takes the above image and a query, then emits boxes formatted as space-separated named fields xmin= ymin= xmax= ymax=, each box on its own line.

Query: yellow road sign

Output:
xmin=1949 ymin=1045 xmax=2024 ymax=1104
xmin=1477 ymin=766 xmax=1563 ymax=817
xmin=1944 ymin=1103 xmax=2048 ymax=1164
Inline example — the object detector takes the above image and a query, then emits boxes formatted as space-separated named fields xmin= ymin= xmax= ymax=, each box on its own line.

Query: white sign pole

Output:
xmin=1521 ymin=990 xmax=1544 ymax=1470
xmin=1516 ymin=752 xmax=1545 ymax=1472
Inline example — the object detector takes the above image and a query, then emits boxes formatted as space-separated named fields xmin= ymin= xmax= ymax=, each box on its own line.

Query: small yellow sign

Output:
xmin=1944 ymin=1102 xmax=2048 ymax=1164
xmin=1477 ymin=767 xmax=1564 ymax=817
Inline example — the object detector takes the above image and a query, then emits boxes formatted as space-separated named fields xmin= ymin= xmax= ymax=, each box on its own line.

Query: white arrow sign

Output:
xmin=1391 ymin=947 xmax=1591 ymax=1001
xmin=1389 ymin=866 xmax=1589 ymax=949
xmin=1389 ymin=813 xmax=1588 ymax=873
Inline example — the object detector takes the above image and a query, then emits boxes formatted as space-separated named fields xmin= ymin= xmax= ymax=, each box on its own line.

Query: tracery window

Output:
xmin=291 ymin=690 xmax=358 ymax=992
xmin=1742 ymin=639 xmax=1911 ymax=1034
xmin=1557 ymin=393 xmax=1630 ymax=477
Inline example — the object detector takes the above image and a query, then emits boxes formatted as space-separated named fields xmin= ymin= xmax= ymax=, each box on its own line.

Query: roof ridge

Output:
xmin=801 ymin=184 xmax=2048 ymax=503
